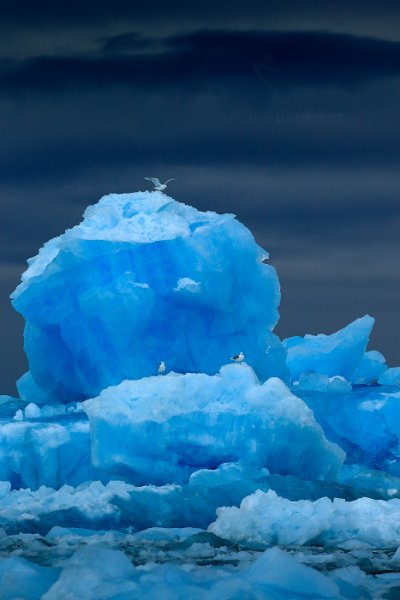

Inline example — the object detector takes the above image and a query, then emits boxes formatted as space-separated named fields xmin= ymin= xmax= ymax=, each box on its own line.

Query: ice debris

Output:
xmin=0 ymin=463 xmax=396 ymax=539
xmin=0 ymin=543 xmax=349 ymax=600
xmin=209 ymin=488 xmax=400 ymax=549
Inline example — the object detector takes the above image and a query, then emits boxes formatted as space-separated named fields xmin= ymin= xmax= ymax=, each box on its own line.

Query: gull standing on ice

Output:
xmin=145 ymin=177 xmax=176 ymax=191
xmin=231 ymin=352 xmax=245 ymax=364
xmin=158 ymin=361 xmax=166 ymax=375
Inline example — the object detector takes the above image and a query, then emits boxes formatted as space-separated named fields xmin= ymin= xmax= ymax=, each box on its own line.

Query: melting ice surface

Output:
xmin=2 ymin=191 xmax=400 ymax=599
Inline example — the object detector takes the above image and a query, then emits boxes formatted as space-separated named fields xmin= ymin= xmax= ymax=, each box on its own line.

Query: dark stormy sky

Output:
xmin=1 ymin=1 xmax=400 ymax=395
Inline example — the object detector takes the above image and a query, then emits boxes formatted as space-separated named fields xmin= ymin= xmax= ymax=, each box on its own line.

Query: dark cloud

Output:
xmin=2 ymin=30 xmax=400 ymax=94
xmin=0 ymin=264 xmax=27 ymax=396
xmin=167 ymin=30 xmax=400 ymax=85
xmin=99 ymin=32 xmax=154 ymax=55
xmin=1 ymin=1 xmax=400 ymax=39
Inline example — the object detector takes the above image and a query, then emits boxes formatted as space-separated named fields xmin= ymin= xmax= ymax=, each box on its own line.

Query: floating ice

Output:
xmin=0 ymin=542 xmax=348 ymax=600
xmin=12 ymin=191 xmax=288 ymax=403
xmin=0 ymin=519 xmax=394 ymax=598
xmin=0 ymin=377 xmax=347 ymax=492
xmin=0 ymin=555 xmax=60 ymax=600
xmin=4 ymin=190 xmax=400 ymax=597
xmin=1 ymin=462 xmax=395 ymax=539
xmin=283 ymin=315 xmax=374 ymax=381
xmin=209 ymin=488 xmax=400 ymax=549
xmin=83 ymin=364 xmax=344 ymax=485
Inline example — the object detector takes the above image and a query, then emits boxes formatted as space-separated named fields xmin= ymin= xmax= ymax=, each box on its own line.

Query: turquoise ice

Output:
xmin=283 ymin=315 xmax=375 ymax=382
xmin=12 ymin=191 xmax=288 ymax=403
xmin=3 ymin=190 xmax=400 ymax=598
xmin=83 ymin=364 xmax=344 ymax=485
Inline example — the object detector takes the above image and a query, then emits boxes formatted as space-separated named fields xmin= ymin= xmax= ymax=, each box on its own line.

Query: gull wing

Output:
xmin=145 ymin=177 xmax=161 ymax=185
xmin=164 ymin=178 xmax=176 ymax=184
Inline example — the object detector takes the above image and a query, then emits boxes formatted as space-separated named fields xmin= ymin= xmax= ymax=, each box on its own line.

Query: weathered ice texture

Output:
xmin=83 ymin=364 xmax=344 ymax=485
xmin=12 ymin=191 xmax=287 ymax=403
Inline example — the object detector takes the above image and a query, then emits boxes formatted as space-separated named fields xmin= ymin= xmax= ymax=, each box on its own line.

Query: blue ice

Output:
xmin=11 ymin=191 xmax=288 ymax=403
xmin=298 ymin=385 xmax=400 ymax=475
xmin=283 ymin=315 xmax=374 ymax=382
xmin=83 ymin=364 xmax=344 ymax=485
xmin=3 ymin=191 xmax=400 ymax=598
xmin=209 ymin=488 xmax=400 ymax=548
xmin=352 ymin=350 xmax=388 ymax=384
xmin=379 ymin=366 xmax=400 ymax=385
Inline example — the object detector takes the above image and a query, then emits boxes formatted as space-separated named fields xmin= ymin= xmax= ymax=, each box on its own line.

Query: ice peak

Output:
xmin=12 ymin=190 xmax=286 ymax=402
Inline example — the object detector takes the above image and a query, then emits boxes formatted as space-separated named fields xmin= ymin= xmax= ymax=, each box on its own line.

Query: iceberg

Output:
xmin=3 ymin=189 xmax=400 ymax=598
xmin=83 ymin=364 xmax=344 ymax=485
xmin=11 ymin=191 xmax=288 ymax=403
xmin=0 ymin=370 xmax=344 ymax=490
xmin=209 ymin=488 xmax=400 ymax=549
